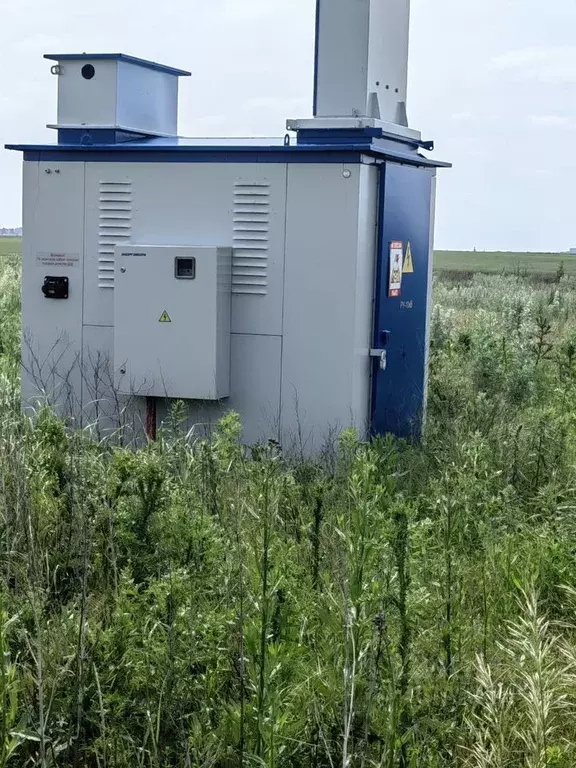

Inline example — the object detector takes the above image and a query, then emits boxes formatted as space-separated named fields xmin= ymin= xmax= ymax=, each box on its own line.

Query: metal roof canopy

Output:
xmin=6 ymin=136 xmax=450 ymax=169
xmin=44 ymin=53 xmax=191 ymax=77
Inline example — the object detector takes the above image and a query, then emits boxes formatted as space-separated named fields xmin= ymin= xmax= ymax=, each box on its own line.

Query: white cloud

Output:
xmin=491 ymin=46 xmax=576 ymax=83
xmin=219 ymin=0 xmax=282 ymax=22
xmin=530 ymin=115 xmax=573 ymax=127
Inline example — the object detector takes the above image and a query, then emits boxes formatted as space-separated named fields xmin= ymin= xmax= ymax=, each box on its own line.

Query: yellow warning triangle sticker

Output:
xmin=403 ymin=241 xmax=415 ymax=274
xmin=159 ymin=311 xmax=172 ymax=323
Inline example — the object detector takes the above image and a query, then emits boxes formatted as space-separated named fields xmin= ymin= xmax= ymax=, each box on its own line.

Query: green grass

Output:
xmin=435 ymin=249 xmax=574 ymax=275
xmin=0 ymin=238 xmax=21 ymax=258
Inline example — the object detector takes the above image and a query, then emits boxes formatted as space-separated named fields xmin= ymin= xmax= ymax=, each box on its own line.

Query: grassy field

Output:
xmin=435 ymin=249 xmax=574 ymax=275
xmin=4 ymin=237 xmax=572 ymax=276
xmin=0 ymin=236 xmax=21 ymax=257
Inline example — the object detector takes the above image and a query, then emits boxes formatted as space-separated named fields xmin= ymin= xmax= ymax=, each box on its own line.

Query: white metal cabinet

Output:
xmin=114 ymin=245 xmax=231 ymax=399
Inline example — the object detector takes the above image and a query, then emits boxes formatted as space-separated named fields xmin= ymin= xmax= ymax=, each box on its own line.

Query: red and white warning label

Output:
xmin=388 ymin=241 xmax=404 ymax=298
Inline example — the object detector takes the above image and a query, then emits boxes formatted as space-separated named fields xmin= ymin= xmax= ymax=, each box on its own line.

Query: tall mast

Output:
xmin=313 ymin=0 xmax=410 ymax=127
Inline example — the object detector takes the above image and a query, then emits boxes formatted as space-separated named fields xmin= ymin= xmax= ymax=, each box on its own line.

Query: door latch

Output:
xmin=371 ymin=330 xmax=390 ymax=370
xmin=370 ymin=348 xmax=388 ymax=370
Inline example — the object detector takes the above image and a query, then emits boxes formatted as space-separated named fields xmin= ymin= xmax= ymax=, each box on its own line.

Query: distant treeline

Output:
xmin=0 ymin=227 xmax=22 ymax=236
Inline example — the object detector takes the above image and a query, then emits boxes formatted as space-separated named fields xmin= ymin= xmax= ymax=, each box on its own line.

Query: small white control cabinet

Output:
xmin=114 ymin=245 xmax=232 ymax=400
xmin=44 ymin=53 xmax=190 ymax=137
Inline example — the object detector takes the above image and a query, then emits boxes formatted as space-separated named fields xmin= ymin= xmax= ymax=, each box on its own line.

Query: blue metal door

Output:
xmin=371 ymin=162 xmax=436 ymax=439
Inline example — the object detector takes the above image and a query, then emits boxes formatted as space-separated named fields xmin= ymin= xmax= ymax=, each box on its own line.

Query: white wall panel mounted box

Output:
xmin=114 ymin=245 xmax=232 ymax=400
xmin=44 ymin=53 xmax=190 ymax=137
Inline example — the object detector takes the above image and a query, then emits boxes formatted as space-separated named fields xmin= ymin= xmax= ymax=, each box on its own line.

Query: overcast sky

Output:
xmin=1 ymin=0 xmax=575 ymax=251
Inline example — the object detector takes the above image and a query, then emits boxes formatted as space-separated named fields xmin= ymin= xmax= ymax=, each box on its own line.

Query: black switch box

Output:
xmin=42 ymin=276 xmax=69 ymax=299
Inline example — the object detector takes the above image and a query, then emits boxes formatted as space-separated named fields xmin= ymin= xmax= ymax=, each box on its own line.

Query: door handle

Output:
xmin=370 ymin=349 xmax=387 ymax=370
xmin=371 ymin=331 xmax=391 ymax=369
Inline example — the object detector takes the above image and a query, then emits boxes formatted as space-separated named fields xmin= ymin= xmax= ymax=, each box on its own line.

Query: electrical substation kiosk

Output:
xmin=7 ymin=0 xmax=449 ymax=450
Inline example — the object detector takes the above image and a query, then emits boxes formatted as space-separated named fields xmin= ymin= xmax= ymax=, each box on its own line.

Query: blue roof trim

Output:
xmin=6 ymin=137 xmax=450 ymax=168
xmin=296 ymin=127 xmax=435 ymax=152
xmin=20 ymin=150 xmax=372 ymax=165
xmin=44 ymin=53 xmax=191 ymax=77
xmin=58 ymin=128 xmax=152 ymax=145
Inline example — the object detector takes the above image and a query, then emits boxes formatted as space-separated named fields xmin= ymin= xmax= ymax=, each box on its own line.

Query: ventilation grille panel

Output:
xmin=98 ymin=181 xmax=132 ymax=289
xmin=233 ymin=182 xmax=270 ymax=295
